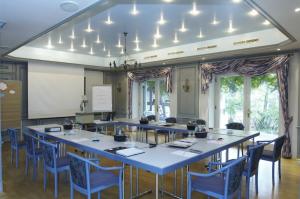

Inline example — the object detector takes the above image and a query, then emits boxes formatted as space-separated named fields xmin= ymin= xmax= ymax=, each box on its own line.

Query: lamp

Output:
xmin=109 ymin=32 xmax=142 ymax=71
xmin=182 ymin=79 xmax=190 ymax=92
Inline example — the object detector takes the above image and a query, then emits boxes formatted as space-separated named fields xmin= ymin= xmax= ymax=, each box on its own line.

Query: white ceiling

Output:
xmin=0 ymin=0 xmax=101 ymax=56
xmin=2 ymin=0 xmax=300 ymax=67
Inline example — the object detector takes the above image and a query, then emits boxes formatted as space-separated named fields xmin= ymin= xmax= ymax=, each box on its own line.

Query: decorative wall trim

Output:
xmin=168 ymin=51 xmax=184 ymax=56
xmin=197 ymin=45 xmax=217 ymax=51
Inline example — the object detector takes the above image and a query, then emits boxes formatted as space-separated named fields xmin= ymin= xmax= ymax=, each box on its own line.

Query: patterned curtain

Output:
xmin=200 ymin=54 xmax=292 ymax=158
xmin=127 ymin=67 xmax=173 ymax=92
xmin=277 ymin=63 xmax=293 ymax=158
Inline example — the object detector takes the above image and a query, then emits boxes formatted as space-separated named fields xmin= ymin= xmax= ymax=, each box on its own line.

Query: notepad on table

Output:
xmin=167 ymin=141 xmax=193 ymax=148
xmin=116 ymin=148 xmax=145 ymax=157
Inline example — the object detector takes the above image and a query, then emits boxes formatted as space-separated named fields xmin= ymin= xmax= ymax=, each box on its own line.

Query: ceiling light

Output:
xmin=189 ymin=2 xmax=200 ymax=16
xmin=60 ymin=1 xmax=79 ymax=12
xmin=133 ymin=35 xmax=140 ymax=43
xmin=134 ymin=43 xmax=141 ymax=51
xmin=58 ymin=35 xmax=63 ymax=44
xmin=103 ymin=45 xmax=106 ymax=52
xmin=89 ymin=47 xmax=94 ymax=55
xmin=154 ymin=26 xmax=162 ymax=39
xmin=69 ymin=41 xmax=75 ymax=52
xmin=130 ymin=3 xmax=139 ymax=15
xmin=120 ymin=48 xmax=124 ymax=55
xmin=173 ymin=32 xmax=179 ymax=43
xmin=179 ymin=21 xmax=188 ymax=32
xmin=232 ymin=0 xmax=242 ymax=3
xmin=152 ymin=38 xmax=159 ymax=48
xmin=107 ymin=50 xmax=111 ymax=57
xmin=81 ymin=39 xmax=87 ymax=48
xmin=84 ymin=22 xmax=94 ymax=32
xmin=158 ymin=12 xmax=167 ymax=25
xmin=45 ymin=37 xmax=54 ymax=49
xmin=211 ymin=15 xmax=220 ymax=25
xmin=163 ymin=62 xmax=166 ymax=65
xmin=69 ymin=29 xmax=76 ymax=39
xmin=295 ymin=8 xmax=300 ymax=13
xmin=227 ymin=20 xmax=236 ymax=33
xmin=248 ymin=9 xmax=259 ymax=17
xmin=201 ymin=57 xmax=206 ymax=60
xmin=277 ymin=48 xmax=281 ymax=51
xmin=116 ymin=35 xmax=123 ymax=48
xmin=262 ymin=20 xmax=270 ymax=25
xmin=95 ymin=34 xmax=101 ymax=44
xmin=105 ymin=15 xmax=114 ymax=25
xmin=163 ymin=0 xmax=173 ymax=3
xmin=197 ymin=28 xmax=204 ymax=38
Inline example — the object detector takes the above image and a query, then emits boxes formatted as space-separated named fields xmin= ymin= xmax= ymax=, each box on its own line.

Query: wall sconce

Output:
xmin=182 ymin=79 xmax=190 ymax=93
xmin=116 ymin=82 xmax=122 ymax=92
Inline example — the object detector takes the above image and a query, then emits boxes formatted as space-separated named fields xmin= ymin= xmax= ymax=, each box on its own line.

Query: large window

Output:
xmin=142 ymin=79 xmax=170 ymax=120
xmin=217 ymin=73 xmax=280 ymax=134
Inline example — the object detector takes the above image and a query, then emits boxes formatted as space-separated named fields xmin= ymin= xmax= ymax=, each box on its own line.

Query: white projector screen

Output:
xmin=28 ymin=61 xmax=84 ymax=119
xmin=92 ymin=85 xmax=112 ymax=112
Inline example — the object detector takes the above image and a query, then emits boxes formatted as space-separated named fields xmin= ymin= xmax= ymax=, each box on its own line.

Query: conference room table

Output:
xmin=26 ymin=122 xmax=260 ymax=199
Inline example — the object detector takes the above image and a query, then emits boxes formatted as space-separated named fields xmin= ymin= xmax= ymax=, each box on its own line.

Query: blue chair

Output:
xmin=156 ymin=117 xmax=177 ymax=143
xmin=243 ymin=144 xmax=265 ymax=199
xmin=8 ymin=128 xmax=26 ymax=168
xmin=39 ymin=140 xmax=70 ymax=198
xmin=187 ymin=156 xmax=246 ymax=199
xmin=68 ymin=152 xmax=123 ymax=199
xmin=226 ymin=122 xmax=245 ymax=157
xmin=140 ymin=115 xmax=156 ymax=143
xmin=23 ymin=133 xmax=43 ymax=180
xmin=257 ymin=135 xmax=286 ymax=185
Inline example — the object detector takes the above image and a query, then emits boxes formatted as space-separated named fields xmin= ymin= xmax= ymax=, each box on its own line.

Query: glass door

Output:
xmin=219 ymin=76 xmax=244 ymax=129
xmin=142 ymin=79 xmax=170 ymax=121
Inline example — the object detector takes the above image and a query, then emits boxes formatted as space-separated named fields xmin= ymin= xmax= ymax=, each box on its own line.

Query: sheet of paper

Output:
xmin=70 ymin=138 xmax=89 ymax=143
xmin=171 ymin=150 xmax=198 ymax=158
xmin=49 ymin=132 xmax=64 ymax=136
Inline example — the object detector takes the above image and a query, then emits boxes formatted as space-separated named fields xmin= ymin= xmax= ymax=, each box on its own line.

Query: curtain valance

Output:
xmin=200 ymin=55 xmax=289 ymax=92
xmin=127 ymin=67 xmax=172 ymax=93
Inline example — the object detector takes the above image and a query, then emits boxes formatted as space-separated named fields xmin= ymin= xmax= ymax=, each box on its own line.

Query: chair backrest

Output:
xmin=68 ymin=152 xmax=89 ymax=190
xmin=8 ymin=128 xmax=18 ymax=148
xmin=226 ymin=122 xmax=245 ymax=130
xmin=23 ymin=133 xmax=37 ymax=156
xmin=195 ymin=119 xmax=206 ymax=125
xmin=224 ymin=156 xmax=246 ymax=196
xmin=247 ymin=144 xmax=265 ymax=175
xmin=40 ymin=140 xmax=57 ymax=168
xmin=147 ymin=115 xmax=156 ymax=121
xmin=165 ymin=117 xmax=176 ymax=123
xmin=273 ymin=135 xmax=286 ymax=160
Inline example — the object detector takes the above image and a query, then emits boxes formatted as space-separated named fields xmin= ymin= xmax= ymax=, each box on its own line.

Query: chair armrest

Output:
xmin=256 ymin=140 xmax=272 ymax=145
xmin=88 ymin=158 xmax=100 ymax=164
xmin=188 ymin=169 xmax=224 ymax=178
xmin=208 ymin=161 xmax=227 ymax=172
xmin=89 ymin=160 xmax=123 ymax=172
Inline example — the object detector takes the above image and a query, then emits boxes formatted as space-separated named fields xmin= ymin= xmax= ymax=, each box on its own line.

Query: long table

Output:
xmin=27 ymin=123 xmax=259 ymax=199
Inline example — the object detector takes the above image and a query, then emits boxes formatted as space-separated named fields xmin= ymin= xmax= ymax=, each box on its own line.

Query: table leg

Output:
xmin=186 ymin=165 xmax=189 ymax=199
xmin=180 ymin=168 xmax=184 ymax=198
xmin=130 ymin=166 xmax=133 ymax=199
xmin=136 ymin=168 xmax=139 ymax=196
xmin=122 ymin=163 xmax=125 ymax=199
xmin=156 ymin=174 xmax=159 ymax=199
xmin=174 ymin=170 xmax=177 ymax=195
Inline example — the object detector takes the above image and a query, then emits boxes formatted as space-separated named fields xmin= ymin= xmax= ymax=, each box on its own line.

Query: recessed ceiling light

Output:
xmin=295 ymin=8 xmax=300 ymax=13
xmin=189 ymin=2 xmax=200 ymax=16
xmin=173 ymin=32 xmax=179 ymax=43
xmin=69 ymin=29 xmax=76 ymax=39
xmin=262 ymin=20 xmax=270 ymax=25
xmin=69 ymin=42 xmax=75 ymax=52
xmin=179 ymin=21 xmax=188 ymax=32
xmin=60 ymin=1 xmax=79 ymax=12
xmin=158 ymin=12 xmax=167 ymax=25
xmin=116 ymin=36 xmax=123 ymax=48
xmin=130 ymin=3 xmax=139 ymax=15
xmin=103 ymin=44 xmax=106 ymax=52
xmin=105 ymin=15 xmax=114 ymax=25
xmin=232 ymin=0 xmax=242 ymax=3
xmin=227 ymin=20 xmax=236 ymax=33
xmin=163 ymin=62 xmax=166 ymax=65
xmin=107 ymin=50 xmax=111 ymax=57
xmin=134 ymin=43 xmax=141 ymax=51
xmin=211 ymin=15 xmax=220 ymax=25
xmin=201 ymin=57 xmax=206 ymax=60
xmin=152 ymin=38 xmax=159 ymax=48
xmin=84 ymin=23 xmax=94 ymax=33
xmin=95 ymin=34 xmax=101 ymax=44
xmin=133 ymin=35 xmax=140 ymax=43
xmin=120 ymin=48 xmax=124 ymax=55
xmin=248 ymin=9 xmax=259 ymax=17
xmin=163 ymin=0 xmax=173 ymax=3
xmin=197 ymin=28 xmax=204 ymax=38
xmin=81 ymin=39 xmax=87 ymax=48
xmin=89 ymin=47 xmax=94 ymax=55
xmin=154 ymin=26 xmax=162 ymax=39
xmin=58 ymin=35 xmax=63 ymax=44
xmin=45 ymin=37 xmax=54 ymax=49
xmin=277 ymin=48 xmax=281 ymax=51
